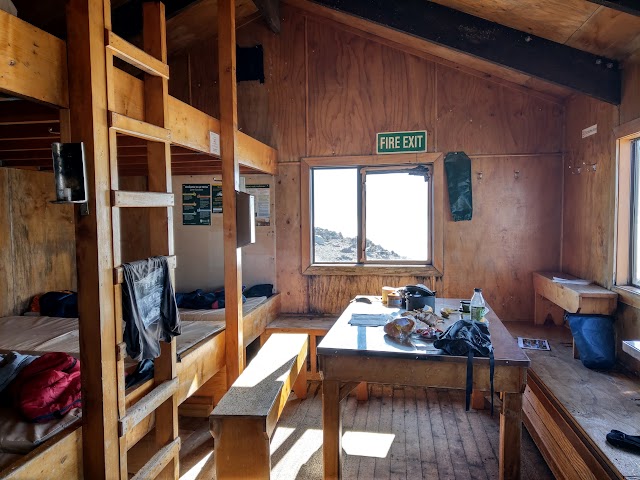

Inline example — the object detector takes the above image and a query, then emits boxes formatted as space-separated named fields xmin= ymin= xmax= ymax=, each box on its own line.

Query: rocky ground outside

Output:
xmin=314 ymin=227 xmax=405 ymax=262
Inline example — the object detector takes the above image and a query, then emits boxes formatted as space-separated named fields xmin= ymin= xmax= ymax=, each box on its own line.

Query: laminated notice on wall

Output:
xmin=182 ymin=184 xmax=211 ymax=225
xmin=246 ymin=184 xmax=270 ymax=226
xmin=211 ymin=184 xmax=223 ymax=213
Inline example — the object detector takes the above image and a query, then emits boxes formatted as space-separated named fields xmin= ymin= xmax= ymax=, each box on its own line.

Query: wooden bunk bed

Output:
xmin=0 ymin=1 xmax=278 ymax=478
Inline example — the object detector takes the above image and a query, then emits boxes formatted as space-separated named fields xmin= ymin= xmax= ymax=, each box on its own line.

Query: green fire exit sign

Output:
xmin=376 ymin=130 xmax=427 ymax=154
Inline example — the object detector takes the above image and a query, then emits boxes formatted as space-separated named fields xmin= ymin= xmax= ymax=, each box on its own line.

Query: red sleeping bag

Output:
xmin=9 ymin=352 xmax=82 ymax=422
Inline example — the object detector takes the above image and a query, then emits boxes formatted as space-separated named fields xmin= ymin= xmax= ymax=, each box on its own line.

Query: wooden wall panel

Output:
xmin=237 ymin=11 xmax=307 ymax=162
xmin=621 ymin=53 xmax=640 ymax=124
xmin=436 ymin=65 xmax=563 ymax=154
xmin=168 ymin=53 xmax=191 ymax=104
xmin=309 ymin=276 xmax=436 ymax=314
xmin=0 ymin=169 xmax=15 ymax=317
xmin=307 ymin=20 xmax=436 ymax=156
xmin=189 ymin=36 xmax=220 ymax=119
xmin=176 ymin=6 xmax=566 ymax=320
xmin=442 ymin=155 xmax=563 ymax=321
xmin=3 ymin=169 xmax=76 ymax=314
xmin=562 ymin=95 xmax=618 ymax=287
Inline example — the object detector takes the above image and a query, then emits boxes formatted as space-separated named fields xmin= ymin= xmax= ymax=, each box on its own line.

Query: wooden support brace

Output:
xmin=111 ymin=190 xmax=174 ymax=208
xmin=114 ymin=255 xmax=176 ymax=284
xmin=118 ymin=378 xmax=179 ymax=437
xmin=105 ymin=30 xmax=170 ymax=79
xmin=108 ymin=112 xmax=171 ymax=143
xmin=130 ymin=437 xmax=181 ymax=480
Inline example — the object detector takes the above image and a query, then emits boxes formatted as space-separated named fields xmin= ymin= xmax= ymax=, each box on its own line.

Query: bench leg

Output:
xmin=310 ymin=335 xmax=318 ymax=378
xmin=293 ymin=364 xmax=307 ymax=400
xmin=355 ymin=382 xmax=368 ymax=401
xmin=212 ymin=419 xmax=271 ymax=479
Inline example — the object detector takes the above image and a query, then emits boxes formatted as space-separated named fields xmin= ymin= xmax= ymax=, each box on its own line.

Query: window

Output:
xmin=614 ymin=119 xmax=640 ymax=298
xmin=630 ymin=139 xmax=640 ymax=286
xmin=301 ymin=153 xmax=444 ymax=276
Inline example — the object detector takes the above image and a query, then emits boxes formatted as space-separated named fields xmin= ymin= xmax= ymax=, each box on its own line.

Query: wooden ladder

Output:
xmin=104 ymin=2 xmax=179 ymax=479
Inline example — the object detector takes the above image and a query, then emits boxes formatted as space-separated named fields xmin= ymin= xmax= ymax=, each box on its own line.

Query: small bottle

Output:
xmin=470 ymin=288 xmax=486 ymax=322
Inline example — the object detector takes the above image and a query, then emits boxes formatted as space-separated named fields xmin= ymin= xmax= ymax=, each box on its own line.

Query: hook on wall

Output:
xmin=476 ymin=171 xmax=483 ymax=181
xmin=514 ymin=170 xmax=520 ymax=180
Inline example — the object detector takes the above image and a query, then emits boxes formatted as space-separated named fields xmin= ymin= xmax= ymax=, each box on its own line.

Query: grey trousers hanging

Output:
xmin=444 ymin=151 xmax=473 ymax=221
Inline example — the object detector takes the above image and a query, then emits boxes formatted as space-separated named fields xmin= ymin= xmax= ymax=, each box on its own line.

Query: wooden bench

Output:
xmin=261 ymin=315 xmax=368 ymax=401
xmin=209 ymin=333 xmax=308 ymax=479
xmin=533 ymin=272 xmax=618 ymax=358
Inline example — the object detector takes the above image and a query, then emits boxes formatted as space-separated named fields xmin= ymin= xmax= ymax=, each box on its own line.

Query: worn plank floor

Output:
xmin=177 ymin=383 xmax=553 ymax=480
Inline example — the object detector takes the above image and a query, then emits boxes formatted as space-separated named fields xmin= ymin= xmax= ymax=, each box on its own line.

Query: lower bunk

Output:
xmin=0 ymin=322 xmax=226 ymax=479
xmin=504 ymin=322 xmax=640 ymax=480
xmin=0 ymin=293 xmax=282 ymax=478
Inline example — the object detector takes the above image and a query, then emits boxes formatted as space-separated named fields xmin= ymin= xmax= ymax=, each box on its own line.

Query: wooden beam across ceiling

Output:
xmin=252 ymin=0 xmax=280 ymax=32
xmin=585 ymin=0 xmax=640 ymax=17
xmin=305 ymin=0 xmax=622 ymax=104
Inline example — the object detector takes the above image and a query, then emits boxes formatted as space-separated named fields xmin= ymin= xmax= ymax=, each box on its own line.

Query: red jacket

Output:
xmin=10 ymin=352 xmax=82 ymax=422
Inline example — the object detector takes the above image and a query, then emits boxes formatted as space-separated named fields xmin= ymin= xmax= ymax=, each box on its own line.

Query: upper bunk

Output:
xmin=0 ymin=7 xmax=277 ymax=177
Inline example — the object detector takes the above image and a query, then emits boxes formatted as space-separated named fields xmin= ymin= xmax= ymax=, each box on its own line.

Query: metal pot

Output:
xmin=405 ymin=293 xmax=436 ymax=311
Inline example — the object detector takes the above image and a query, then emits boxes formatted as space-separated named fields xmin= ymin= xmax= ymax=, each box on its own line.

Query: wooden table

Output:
xmin=318 ymin=297 xmax=530 ymax=480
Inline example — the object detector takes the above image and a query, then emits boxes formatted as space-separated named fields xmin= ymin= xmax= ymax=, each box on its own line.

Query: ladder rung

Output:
xmin=131 ymin=437 xmax=181 ymax=480
xmin=109 ymin=112 xmax=171 ymax=143
xmin=119 ymin=378 xmax=179 ymax=437
xmin=106 ymin=30 xmax=170 ymax=79
xmin=114 ymin=255 xmax=176 ymax=284
xmin=112 ymin=190 xmax=174 ymax=208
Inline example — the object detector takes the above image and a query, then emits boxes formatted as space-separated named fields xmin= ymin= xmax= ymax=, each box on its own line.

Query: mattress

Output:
xmin=179 ymin=295 xmax=268 ymax=322
xmin=0 ymin=316 xmax=224 ymax=360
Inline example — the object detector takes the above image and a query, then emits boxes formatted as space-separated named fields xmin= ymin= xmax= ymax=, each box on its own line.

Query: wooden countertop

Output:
xmin=317 ymin=298 xmax=530 ymax=367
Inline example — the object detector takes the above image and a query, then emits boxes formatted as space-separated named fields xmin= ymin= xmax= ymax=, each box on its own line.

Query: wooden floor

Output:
xmin=175 ymin=382 xmax=553 ymax=480
xmin=504 ymin=321 xmax=640 ymax=479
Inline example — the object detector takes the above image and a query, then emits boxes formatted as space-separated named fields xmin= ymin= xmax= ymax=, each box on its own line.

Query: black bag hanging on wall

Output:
xmin=444 ymin=151 xmax=473 ymax=221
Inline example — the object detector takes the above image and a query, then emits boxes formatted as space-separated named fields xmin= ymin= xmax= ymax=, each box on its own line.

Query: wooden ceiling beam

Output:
xmin=585 ymin=0 xmax=640 ymax=17
xmin=252 ymin=0 xmax=281 ymax=33
xmin=303 ymin=0 xmax=622 ymax=104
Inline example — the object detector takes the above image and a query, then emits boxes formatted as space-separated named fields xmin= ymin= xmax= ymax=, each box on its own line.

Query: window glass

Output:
xmin=364 ymin=171 xmax=430 ymax=262
xmin=311 ymin=165 xmax=432 ymax=264
xmin=312 ymin=168 xmax=358 ymax=263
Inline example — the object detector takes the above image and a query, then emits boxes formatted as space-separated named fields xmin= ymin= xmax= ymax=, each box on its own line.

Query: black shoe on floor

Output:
xmin=606 ymin=430 xmax=640 ymax=454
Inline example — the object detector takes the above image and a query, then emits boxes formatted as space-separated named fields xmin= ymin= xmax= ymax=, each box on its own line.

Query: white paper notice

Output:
xmin=582 ymin=124 xmax=597 ymax=138
xmin=209 ymin=131 xmax=221 ymax=156
xmin=245 ymin=184 xmax=270 ymax=226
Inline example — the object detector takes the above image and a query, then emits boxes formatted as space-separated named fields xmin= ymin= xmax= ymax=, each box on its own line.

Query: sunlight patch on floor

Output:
xmin=342 ymin=431 xmax=395 ymax=458
xmin=180 ymin=452 xmax=212 ymax=480
xmin=272 ymin=428 xmax=323 ymax=478
xmin=271 ymin=426 xmax=296 ymax=453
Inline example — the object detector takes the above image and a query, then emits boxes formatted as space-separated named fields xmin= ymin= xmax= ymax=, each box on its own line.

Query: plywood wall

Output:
xmin=562 ymin=52 xmax=640 ymax=374
xmin=0 ymin=169 xmax=76 ymax=316
xmin=169 ymin=5 xmax=565 ymax=320
xmin=170 ymin=174 xmax=276 ymax=293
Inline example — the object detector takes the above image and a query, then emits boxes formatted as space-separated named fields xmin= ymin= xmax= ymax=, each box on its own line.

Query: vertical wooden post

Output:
xmin=66 ymin=0 xmax=119 ymax=477
xmin=143 ymin=3 xmax=179 ymax=479
xmin=218 ymin=0 xmax=244 ymax=386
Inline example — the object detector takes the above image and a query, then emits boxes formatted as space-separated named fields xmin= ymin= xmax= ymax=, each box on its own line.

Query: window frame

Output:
xmin=613 ymin=117 xmax=640 ymax=306
xmin=301 ymin=153 xmax=444 ymax=276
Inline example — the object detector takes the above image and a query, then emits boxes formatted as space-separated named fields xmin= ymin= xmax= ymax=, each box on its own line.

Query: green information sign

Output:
xmin=182 ymin=184 xmax=211 ymax=226
xmin=376 ymin=130 xmax=427 ymax=154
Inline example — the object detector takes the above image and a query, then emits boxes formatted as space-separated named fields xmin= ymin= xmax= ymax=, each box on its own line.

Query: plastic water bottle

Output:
xmin=470 ymin=288 xmax=486 ymax=322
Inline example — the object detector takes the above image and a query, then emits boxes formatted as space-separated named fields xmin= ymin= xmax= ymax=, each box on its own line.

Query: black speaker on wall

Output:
xmin=236 ymin=45 xmax=264 ymax=84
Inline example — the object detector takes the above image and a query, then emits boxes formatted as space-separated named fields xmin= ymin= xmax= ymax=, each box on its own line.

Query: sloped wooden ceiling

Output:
xmin=431 ymin=0 xmax=640 ymax=60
